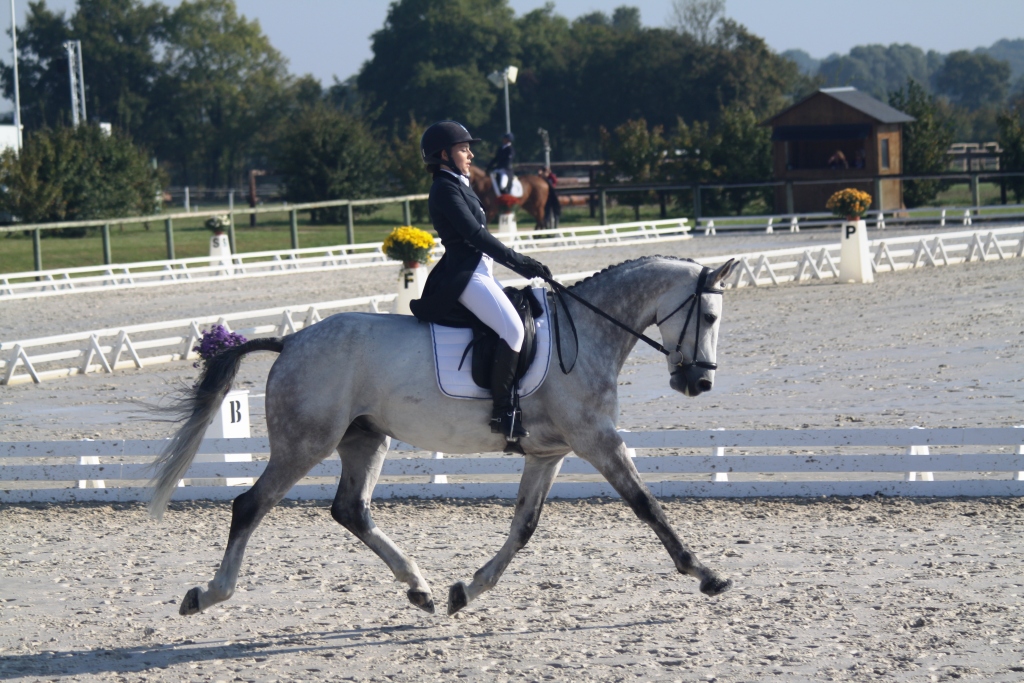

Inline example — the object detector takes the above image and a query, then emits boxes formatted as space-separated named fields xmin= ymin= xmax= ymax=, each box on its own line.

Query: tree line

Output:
xmin=1 ymin=0 xmax=1023 ymax=226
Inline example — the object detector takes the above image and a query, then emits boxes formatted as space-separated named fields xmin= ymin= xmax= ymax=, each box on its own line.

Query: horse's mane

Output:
xmin=567 ymin=255 xmax=697 ymax=291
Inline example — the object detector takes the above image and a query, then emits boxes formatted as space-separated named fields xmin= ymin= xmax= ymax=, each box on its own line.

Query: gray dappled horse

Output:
xmin=149 ymin=256 xmax=737 ymax=617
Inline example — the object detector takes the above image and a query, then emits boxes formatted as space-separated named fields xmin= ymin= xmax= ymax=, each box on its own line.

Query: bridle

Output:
xmin=654 ymin=266 xmax=723 ymax=376
xmin=541 ymin=266 xmax=723 ymax=375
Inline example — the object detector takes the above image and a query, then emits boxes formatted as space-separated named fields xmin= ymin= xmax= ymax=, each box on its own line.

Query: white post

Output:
xmin=184 ymin=186 xmax=190 ymax=212
xmin=209 ymin=232 xmax=232 ymax=274
xmin=1015 ymin=426 xmax=1023 ymax=482
xmin=77 ymin=438 xmax=104 ymax=489
xmin=789 ymin=216 xmax=799 ymax=232
xmin=765 ymin=217 xmax=773 ymax=233
xmin=711 ymin=446 xmax=728 ymax=482
xmin=431 ymin=452 xmax=447 ymax=484
xmin=192 ymin=389 xmax=252 ymax=487
xmin=498 ymin=212 xmax=517 ymax=239
xmin=906 ymin=426 xmax=933 ymax=481
xmin=838 ymin=219 xmax=874 ymax=283
xmin=393 ymin=263 xmax=427 ymax=315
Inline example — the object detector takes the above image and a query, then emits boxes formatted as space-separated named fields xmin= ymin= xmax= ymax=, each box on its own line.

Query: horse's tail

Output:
xmin=148 ymin=337 xmax=285 ymax=519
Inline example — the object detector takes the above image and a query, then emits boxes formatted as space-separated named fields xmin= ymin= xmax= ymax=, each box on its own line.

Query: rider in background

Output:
xmin=486 ymin=132 xmax=515 ymax=194
xmin=411 ymin=121 xmax=551 ymax=441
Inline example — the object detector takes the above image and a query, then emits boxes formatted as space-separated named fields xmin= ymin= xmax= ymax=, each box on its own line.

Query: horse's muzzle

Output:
xmin=671 ymin=366 xmax=714 ymax=396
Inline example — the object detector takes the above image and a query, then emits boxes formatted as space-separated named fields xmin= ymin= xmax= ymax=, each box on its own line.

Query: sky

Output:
xmin=1 ymin=0 xmax=1023 ymax=109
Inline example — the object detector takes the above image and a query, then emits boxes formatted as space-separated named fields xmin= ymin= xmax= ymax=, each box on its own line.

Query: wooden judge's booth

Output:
xmin=764 ymin=87 xmax=914 ymax=214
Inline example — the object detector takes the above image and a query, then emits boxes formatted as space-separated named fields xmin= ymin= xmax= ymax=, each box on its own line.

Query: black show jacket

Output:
xmin=410 ymin=171 xmax=533 ymax=323
xmin=486 ymin=144 xmax=514 ymax=173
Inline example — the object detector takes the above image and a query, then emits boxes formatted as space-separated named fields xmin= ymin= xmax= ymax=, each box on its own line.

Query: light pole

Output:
xmin=63 ymin=39 xmax=86 ymax=126
xmin=10 ymin=0 xmax=21 ymax=151
xmin=487 ymin=65 xmax=518 ymax=133
xmin=538 ymin=127 xmax=551 ymax=170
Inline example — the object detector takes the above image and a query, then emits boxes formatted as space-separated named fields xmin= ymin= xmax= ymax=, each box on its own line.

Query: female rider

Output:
xmin=410 ymin=121 xmax=551 ymax=442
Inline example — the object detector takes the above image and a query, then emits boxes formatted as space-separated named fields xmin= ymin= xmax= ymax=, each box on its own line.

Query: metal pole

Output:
xmin=346 ymin=203 xmax=355 ymax=244
xmin=599 ymin=188 xmax=607 ymax=225
xmin=184 ymin=186 xmax=190 ymax=212
xmin=10 ymin=0 xmax=22 ymax=152
xmin=32 ymin=229 xmax=41 ymax=272
xmin=971 ymin=173 xmax=980 ymax=207
xmin=289 ymin=209 xmax=298 ymax=250
xmin=693 ymin=184 xmax=702 ymax=219
xmin=873 ymin=177 xmax=883 ymax=210
xmin=503 ymin=73 xmax=511 ymax=133
xmin=403 ymin=200 xmax=411 ymax=225
xmin=785 ymin=181 xmax=794 ymax=215
xmin=102 ymin=224 xmax=111 ymax=264
xmin=164 ymin=218 xmax=174 ymax=260
xmin=227 ymin=189 xmax=236 ymax=252
xmin=75 ymin=39 xmax=86 ymax=122
xmin=64 ymin=41 xmax=80 ymax=126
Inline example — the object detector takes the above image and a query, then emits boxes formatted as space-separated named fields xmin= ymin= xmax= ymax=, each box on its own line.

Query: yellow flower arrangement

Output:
xmin=826 ymin=188 xmax=873 ymax=220
xmin=382 ymin=226 xmax=435 ymax=266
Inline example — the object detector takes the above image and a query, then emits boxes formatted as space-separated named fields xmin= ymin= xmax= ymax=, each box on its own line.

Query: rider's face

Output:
xmin=443 ymin=142 xmax=474 ymax=175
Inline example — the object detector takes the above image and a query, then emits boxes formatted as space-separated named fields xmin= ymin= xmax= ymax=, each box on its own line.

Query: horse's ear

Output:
xmin=709 ymin=259 xmax=736 ymax=289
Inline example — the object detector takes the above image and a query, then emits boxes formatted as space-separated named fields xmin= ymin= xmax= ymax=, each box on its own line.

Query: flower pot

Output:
xmin=403 ymin=261 xmax=420 ymax=269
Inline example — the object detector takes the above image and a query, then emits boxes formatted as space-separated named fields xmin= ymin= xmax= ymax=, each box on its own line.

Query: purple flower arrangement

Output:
xmin=192 ymin=324 xmax=247 ymax=370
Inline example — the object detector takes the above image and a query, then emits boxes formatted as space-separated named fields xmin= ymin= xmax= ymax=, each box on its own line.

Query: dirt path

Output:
xmin=1 ymin=497 xmax=1023 ymax=682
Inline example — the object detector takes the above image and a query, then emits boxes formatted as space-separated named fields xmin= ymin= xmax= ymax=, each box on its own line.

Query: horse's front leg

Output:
xmin=574 ymin=427 xmax=732 ymax=596
xmin=447 ymin=454 xmax=564 ymax=615
xmin=330 ymin=422 xmax=435 ymax=613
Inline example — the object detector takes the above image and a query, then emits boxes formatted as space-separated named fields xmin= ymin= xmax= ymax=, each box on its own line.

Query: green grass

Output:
xmin=0 ymin=202 xmax=420 ymax=275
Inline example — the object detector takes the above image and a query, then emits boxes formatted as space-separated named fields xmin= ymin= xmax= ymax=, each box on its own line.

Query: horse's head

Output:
xmin=656 ymin=259 xmax=736 ymax=397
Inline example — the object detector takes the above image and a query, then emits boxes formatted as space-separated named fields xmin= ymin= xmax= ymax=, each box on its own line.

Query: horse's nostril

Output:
xmin=697 ymin=379 xmax=713 ymax=392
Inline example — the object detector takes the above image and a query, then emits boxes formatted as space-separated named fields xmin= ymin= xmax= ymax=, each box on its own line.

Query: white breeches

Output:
xmin=493 ymin=169 xmax=509 ymax=192
xmin=458 ymin=255 xmax=524 ymax=352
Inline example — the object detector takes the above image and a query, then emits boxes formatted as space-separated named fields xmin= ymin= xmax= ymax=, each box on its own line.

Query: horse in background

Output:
xmin=469 ymin=165 xmax=550 ymax=228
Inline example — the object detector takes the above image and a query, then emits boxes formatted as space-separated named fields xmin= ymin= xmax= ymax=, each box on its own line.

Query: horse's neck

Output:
xmin=570 ymin=261 xmax=684 ymax=369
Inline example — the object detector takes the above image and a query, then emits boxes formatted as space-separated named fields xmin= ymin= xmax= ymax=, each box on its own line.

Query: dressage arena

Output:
xmin=2 ymin=228 xmax=1023 ymax=682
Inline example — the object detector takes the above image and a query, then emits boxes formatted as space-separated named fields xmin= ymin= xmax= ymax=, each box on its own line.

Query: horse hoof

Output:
xmin=700 ymin=576 xmax=733 ymax=597
xmin=447 ymin=582 xmax=468 ymax=616
xmin=407 ymin=589 xmax=435 ymax=614
xmin=179 ymin=587 xmax=202 ymax=615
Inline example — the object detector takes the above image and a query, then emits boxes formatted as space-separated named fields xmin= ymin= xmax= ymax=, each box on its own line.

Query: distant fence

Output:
xmin=3 ymin=225 xmax=1022 ymax=386
xmin=0 ymin=217 xmax=691 ymax=300
xmin=0 ymin=193 xmax=430 ymax=273
xmin=1 ymin=428 xmax=1021 ymax=503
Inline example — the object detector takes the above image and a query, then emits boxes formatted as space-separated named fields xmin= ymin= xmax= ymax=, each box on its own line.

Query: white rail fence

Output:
xmin=1 ymin=428 xmax=1021 ymax=503
xmin=0 ymin=218 xmax=692 ymax=300
xmin=694 ymin=203 xmax=1024 ymax=236
xmin=3 ymin=225 xmax=1022 ymax=386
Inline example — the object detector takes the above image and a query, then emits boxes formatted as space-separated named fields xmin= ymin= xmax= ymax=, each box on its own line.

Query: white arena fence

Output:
xmin=2 ymin=225 xmax=1022 ymax=386
xmin=1 ymin=428 xmax=1021 ymax=503
xmin=0 ymin=217 xmax=692 ymax=300
xmin=694 ymin=202 xmax=1024 ymax=236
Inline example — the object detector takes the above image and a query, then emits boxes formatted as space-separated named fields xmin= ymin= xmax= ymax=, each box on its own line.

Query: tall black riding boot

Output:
xmin=489 ymin=340 xmax=529 ymax=441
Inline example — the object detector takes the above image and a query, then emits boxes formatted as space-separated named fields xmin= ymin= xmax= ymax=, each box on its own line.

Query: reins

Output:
xmin=538 ymin=266 xmax=723 ymax=375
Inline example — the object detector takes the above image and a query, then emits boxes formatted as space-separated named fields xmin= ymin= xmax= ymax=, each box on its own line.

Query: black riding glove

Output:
xmin=516 ymin=254 xmax=552 ymax=280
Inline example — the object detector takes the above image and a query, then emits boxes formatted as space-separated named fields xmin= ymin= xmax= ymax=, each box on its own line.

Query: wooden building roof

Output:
xmin=764 ymin=87 xmax=915 ymax=128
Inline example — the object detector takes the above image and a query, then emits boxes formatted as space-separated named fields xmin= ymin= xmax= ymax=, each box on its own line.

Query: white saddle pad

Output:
xmin=490 ymin=172 xmax=524 ymax=198
xmin=430 ymin=287 xmax=552 ymax=400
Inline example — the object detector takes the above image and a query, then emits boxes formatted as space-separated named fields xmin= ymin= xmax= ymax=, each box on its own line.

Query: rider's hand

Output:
xmin=518 ymin=254 xmax=551 ymax=280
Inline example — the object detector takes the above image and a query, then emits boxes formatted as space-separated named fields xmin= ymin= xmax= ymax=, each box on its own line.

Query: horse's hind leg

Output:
xmin=447 ymin=454 xmax=563 ymax=615
xmin=330 ymin=422 xmax=435 ymax=613
xmin=575 ymin=427 xmax=732 ymax=597
xmin=179 ymin=448 xmax=329 ymax=616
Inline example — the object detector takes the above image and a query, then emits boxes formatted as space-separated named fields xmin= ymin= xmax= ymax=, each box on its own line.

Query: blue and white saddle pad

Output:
xmin=430 ymin=286 xmax=552 ymax=400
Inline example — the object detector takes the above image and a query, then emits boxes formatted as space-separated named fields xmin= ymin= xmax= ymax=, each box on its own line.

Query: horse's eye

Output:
xmin=704 ymin=313 xmax=717 ymax=324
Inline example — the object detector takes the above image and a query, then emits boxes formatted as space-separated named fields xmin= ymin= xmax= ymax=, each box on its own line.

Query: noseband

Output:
xmin=539 ymin=266 xmax=723 ymax=375
xmin=655 ymin=266 xmax=723 ymax=375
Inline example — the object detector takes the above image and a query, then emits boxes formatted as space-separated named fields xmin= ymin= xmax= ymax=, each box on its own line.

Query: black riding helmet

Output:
xmin=421 ymin=120 xmax=481 ymax=172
